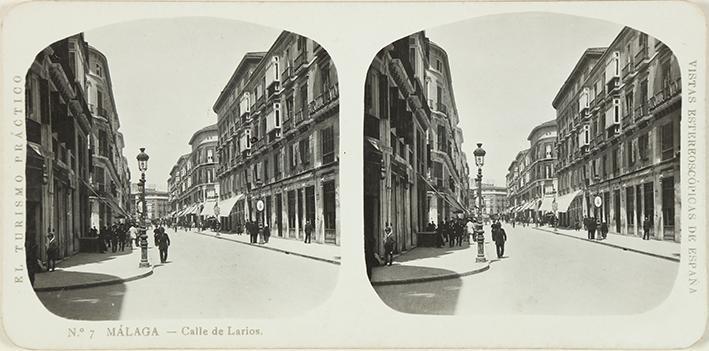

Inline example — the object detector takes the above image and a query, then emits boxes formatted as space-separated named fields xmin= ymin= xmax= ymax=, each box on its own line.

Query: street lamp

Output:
xmin=136 ymin=148 xmax=150 ymax=268
xmin=473 ymin=143 xmax=486 ymax=263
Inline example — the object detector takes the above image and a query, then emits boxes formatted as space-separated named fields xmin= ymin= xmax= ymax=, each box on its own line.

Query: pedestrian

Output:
xmin=153 ymin=227 xmax=160 ymax=247
xmin=110 ymin=225 xmax=118 ymax=253
xmin=46 ymin=228 xmax=58 ymax=272
xmin=492 ymin=224 xmax=507 ymax=258
xmin=263 ymin=224 xmax=271 ymax=244
xmin=258 ymin=223 xmax=265 ymax=244
xmin=436 ymin=221 xmax=444 ymax=248
xmin=448 ymin=220 xmax=455 ymax=248
xmin=158 ymin=227 xmax=171 ymax=263
xmin=466 ymin=219 xmax=475 ymax=243
xmin=600 ymin=221 xmax=609 ymax=240
xmin=642 ymin=216 xmax=652 ymax=240
xmin=118 ymin=225 xmax=126 ymax=252
xmin=304 ymin=220 xmax=313 ymax=244
xmin=456 ymin=220 xmax=464 ymax=246
xmin=383 ymin=225 xmax=395 ymax=266
xmin=588 ymin=217 xmax=597 ymax=240
xmin=249 ymin=220 xmax=258 ymax=243
xmin=90 ymin=226 xmax=98 ymax=238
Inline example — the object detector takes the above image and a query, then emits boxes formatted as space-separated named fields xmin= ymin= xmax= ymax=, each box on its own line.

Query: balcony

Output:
xmin=293 ymin=52 xmax=306 ymax=72
xmin=649 ymin=78 xmax=682 ymax=111
xmin=634 ymin=45 xmax=649 ymax=66
xmin=436 ymin=102 xmax=448 ymax=115
xmin=294 ymin=109 xmax=304 ymax=125
xmin=282 ymin=115 xmax=293 ymax=132
xmin=281 ymin=66 xmax=292 ymax=82
xmin=621 ymin=58 xmax=634 ymax=79
xmin=308 ymin=83 xmax=339 ymax=118
xmin=634 ymin=103 xmax=648 ymax=122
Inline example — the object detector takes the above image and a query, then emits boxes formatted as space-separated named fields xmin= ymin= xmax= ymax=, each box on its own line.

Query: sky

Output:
xmin=85 ymin=17 xmax=280 ymax=191
xmin=427 ymin=13 xmax=622 ymax=187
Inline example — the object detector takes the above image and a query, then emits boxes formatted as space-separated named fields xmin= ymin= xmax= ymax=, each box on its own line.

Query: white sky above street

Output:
xmin=85 ymin=17 xmax=280 ymax=191
xmin=427 ymin=13 xmax=622 ymax=187
xmin=81 ymin=14 xmax=623 ymax=192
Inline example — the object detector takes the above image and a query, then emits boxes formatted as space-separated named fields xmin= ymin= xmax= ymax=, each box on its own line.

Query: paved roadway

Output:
xmin=374 ymin=224 xmax=679 ymax=315
xmin=36 ymin=230 xmax=338 ymax=320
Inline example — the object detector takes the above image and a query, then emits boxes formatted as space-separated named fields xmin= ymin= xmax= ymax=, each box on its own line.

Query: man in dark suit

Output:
xmin=492 ymin=222 xmax=507 ymax=258
xmin=587 ymin=217 xmax=597 ymax=240
xmin=642 ymin=216 xmax=652 ymax=240
xmin=158 ymin=227 xmax=170 ymax=263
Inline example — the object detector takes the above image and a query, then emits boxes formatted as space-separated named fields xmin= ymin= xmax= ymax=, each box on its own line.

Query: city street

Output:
xmin=374 ymin=223 xmax=679 ymax=315
xmin=36 ymin=230 xmax=338 ymax=320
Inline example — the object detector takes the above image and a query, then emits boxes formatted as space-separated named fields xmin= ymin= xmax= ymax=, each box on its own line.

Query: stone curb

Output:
xmin=194 ymin=231 xmax=341 ymax=265
xmin=532 ymin=227 xmax=679 ymax=262
xmin=34 ymin=267 xmax=154 ymax=292
xmin=371 ymin=262 xmax=490 ymax=286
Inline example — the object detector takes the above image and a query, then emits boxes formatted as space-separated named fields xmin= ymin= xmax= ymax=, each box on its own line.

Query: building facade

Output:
xmin=506 ymin=120 xmax=558 ymax=222
xmin=131 ymin=183 xmax=170 ymax=221
xmin=87 ymin=46 xmax=132 ymax=230
xmin=363 ymin=32 xmax=469 ymax=263
xmin=214 ymin=32 xmax=340 ymax=245
xmin=553 ymin=27 xmax=681 ymax=242
xmin=167 ymin=124 xmax=219 ymax=227
xmin=25 ymin=34 xmax=94 ymax=261
xmin=25 ymin=35 xmax=131 ymax=262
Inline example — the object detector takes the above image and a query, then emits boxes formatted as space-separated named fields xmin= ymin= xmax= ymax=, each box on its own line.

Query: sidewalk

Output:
xmin=194 ymin=230 xmax=341 ymax=265
xmin=532 ymin=225 xmax=680 ymax=262
xmin=33 ymin=246 xmax=153 ymax=292
xmin=370 ymin=242 xmax=491 ymax=286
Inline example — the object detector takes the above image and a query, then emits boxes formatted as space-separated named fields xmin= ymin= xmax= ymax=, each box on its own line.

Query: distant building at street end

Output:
xmin=363 ymin=31 xmax=469 ymax=263
xmin=470 ymin=183 xmax=508 ymax=218
xmin=505 ymin=119 xmax=558 ymax=223
xmin=166 ymin=124 xmax=219 ymax=227
xmin=213 ymin=32 xmax=340 ymax=245
xmin=553 ymin=27 xmax=680 ymax=242
xmin=131 ymin=183 xmax=169 ymax=221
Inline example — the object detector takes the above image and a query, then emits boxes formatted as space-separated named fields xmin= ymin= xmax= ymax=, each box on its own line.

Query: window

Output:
xmin=273 ymin=150 xmax=281 ymax=179
xmin=638 ymin=133 xmax=649 ymax=160
xmin=627 ymin=140 xmax=636 ymax=166
xmin=287 ymin=190 xmax=296 ymax=227
xmin=626 ymin=188 xmax=635 ymax=226
xmin=290 ymin=143 xmax=297 ymax=169
xmin=436 ymin=59 xmax=442 ymax=71
xmin=323 ymin=180 xmax=336 ymax=231
xmin=661 ymin=122 xmax=674 ymax=161
xmin=409 ymin=47 xmax=416 ymax=72
xmin=437 ymin=125 xmax=446 ymax=151
xmin=601 ymin=155 xmax=608 ymax=178
xmin=377 ymin=73 xmax=388 ymax=119
xmin=299 ymin=85 xmax=308 ymax=114
xmin=299 ymin=137 xmax=310 ymax=165
xmin=207 ymin=149 xmax=214 ymax=163
xmin=263 ymin=159 xmax=269 ymax=181
xmin=612 ymin=148 xmax=620 ymax=174
xmin=321 ymin=64 xmax=331 ymax=92
xmin=321 ymin=126 xmax=335 ymax=164
xmin=625 ymin=93 xmax=633 ymax=118
xmin=286 ymin=95 xmax=294 ymax=120
xmin=662 ymin=177 xmax=675 ymax=226
xmin=365 ymin=74 xmax=373 ymax=112
xmin=95 ymin=64 xmax=102 ymax=77
xmin=545 ymin=144 xmax=552 ymax=159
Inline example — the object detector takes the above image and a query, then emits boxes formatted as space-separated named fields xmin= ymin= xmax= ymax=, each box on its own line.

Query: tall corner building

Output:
xmin=363 ymin=32 xmax=469 ymax=261
xmin=553 ymin=27 xmax=680 ymax=241
xmin=213 ymin=32 xmax=339 ymax=245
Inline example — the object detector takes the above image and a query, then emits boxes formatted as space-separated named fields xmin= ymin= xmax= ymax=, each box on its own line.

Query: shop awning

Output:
xmin=557 ymin=190 xmax=583 ymax=212
xmin=217 ymin=193 xmax=244 ymax=217
xmin=520 ymin=202 xmax=534 ymax=211
xmin=539 ymin=196 xmax=555 ymax=212
xmin=200 ymin=201 xmax=219 ymax=217
xmin=188 ymin=203 xmax=201 ymax=215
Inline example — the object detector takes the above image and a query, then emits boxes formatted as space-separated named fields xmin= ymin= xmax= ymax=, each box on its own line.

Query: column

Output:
xmin=619 ymin=186 xmax=627 ymax=235
xmin=653 ymin=173 xmax=663 ymax=240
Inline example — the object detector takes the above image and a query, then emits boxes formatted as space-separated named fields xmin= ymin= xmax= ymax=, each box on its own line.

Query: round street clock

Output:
xmin=256 ymin=199 xmax=265 ymax=212
xmin=594 ymin=196 xmax=603 ymax=208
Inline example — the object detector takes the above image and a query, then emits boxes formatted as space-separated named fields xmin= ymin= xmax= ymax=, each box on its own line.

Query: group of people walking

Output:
xmin=427 ymin=218 xmax=470 ymax=248
xmin=583 ymin=215 xmax=652 ymax=240
xmin=89 ymin=223 xmax=138 ymax=253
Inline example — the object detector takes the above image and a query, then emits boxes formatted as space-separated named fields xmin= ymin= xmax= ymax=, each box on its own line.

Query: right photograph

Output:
xmin=363 ymin=13 xmax=681 ymax=315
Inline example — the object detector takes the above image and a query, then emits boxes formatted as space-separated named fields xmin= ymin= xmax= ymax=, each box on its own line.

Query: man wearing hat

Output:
xmin=46 ymin=228 xmax=58 ymax=272
xmin=383 ymin=224 xmax=395 ymax=266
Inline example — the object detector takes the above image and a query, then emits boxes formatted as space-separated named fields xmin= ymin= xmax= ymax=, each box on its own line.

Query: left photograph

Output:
xmin=23 ymin=17 xmax=340 ymax=320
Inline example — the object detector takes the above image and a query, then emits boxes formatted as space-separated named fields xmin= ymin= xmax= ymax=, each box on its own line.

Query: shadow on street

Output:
xmin=36 ymin=272 xmax=126 ymax=321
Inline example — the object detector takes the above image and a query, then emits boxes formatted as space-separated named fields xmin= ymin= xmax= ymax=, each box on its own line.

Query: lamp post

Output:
xmin=136 ymin=148 xmax=150 ymax=268
xmin=473 ymin=143 xmax=486 ymax=263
